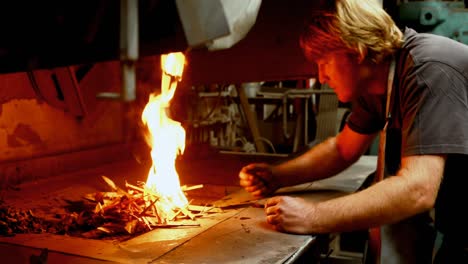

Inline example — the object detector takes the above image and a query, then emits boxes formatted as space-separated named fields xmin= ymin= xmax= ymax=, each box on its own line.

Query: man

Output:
xmin=239 ymin=0 xmax=468 ymax=263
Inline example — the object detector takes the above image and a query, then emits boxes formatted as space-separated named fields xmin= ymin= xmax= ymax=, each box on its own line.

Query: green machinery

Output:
xmin=398 ymin=0 xmax=468 ymax=44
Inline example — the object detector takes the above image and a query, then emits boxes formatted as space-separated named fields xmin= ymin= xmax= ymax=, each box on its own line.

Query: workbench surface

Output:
xmin=0 ymin=155 xmax=376 ymax=264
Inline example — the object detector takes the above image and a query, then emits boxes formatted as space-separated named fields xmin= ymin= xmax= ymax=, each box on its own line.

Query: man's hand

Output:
xmin=264 ymin=196 xmax=315 ymax=234
xmin=239 ymin=163 xmax=280 ymax=198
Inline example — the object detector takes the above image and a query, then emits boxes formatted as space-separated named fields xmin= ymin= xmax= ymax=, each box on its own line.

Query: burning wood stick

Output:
xmin=101 ymin=175 xmax=126 ymax=194
xmin=60 ymin=176 xmax=210 ymax=238
xmin=125 ymin=182 xmax=159 ymax=199
xmin=188 ymin=205 xmax=223 ymax=213
xmin=152 ymin=223 xmax=200 ymax=228
xmin=1 ymin=53 xmax=218 ymax=240
xmin=139 ymin=198 xmax=159 ymax=216
xmin=181 ymin=184 xmax=204 ymax=192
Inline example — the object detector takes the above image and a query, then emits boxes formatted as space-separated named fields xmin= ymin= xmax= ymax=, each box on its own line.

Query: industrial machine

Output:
xmin=397 ymin=0 xmax=468 ymax=44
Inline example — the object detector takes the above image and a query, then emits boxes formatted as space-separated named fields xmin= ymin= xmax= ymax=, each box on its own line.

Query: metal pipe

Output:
xmin=97 ymin=0 xmax=138 ymax=101
xmin=120 ymin=0 xmax=138 ymax=102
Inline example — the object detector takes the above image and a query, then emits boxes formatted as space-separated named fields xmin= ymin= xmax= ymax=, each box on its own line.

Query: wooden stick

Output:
xmin=152 ymin=223 xmax=200 ymax=228
xmin=142 ymin=217 xmax=152 ymax=230
xmin=181 ymin=184 xmax=204 ymax=191
xmin=188 ymin=205 xmax=223 ymax=213
xmin=139 ymin=198 xmax=159 ymax=216
xmin=180 ymin=207 xmax=195 ymax=220
xmin=125 ymin=182 xmax=160 ymax=199
xmin=169 ymin=209 xmax=183 ymax=221
xmin=125 ymin=182 xmax=145 ymax=193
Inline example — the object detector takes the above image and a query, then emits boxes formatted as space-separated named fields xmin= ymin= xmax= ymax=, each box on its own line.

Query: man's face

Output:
xmin=315 ymin=51 xmax=362 ymax=102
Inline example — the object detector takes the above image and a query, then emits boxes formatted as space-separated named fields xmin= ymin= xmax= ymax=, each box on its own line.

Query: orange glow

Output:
xmin=141 ymin=52 xmax=187 ymax=221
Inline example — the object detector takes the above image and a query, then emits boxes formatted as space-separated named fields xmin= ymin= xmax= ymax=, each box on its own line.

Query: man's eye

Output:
xmin=319 ymin=62 xmax=328 ymax=68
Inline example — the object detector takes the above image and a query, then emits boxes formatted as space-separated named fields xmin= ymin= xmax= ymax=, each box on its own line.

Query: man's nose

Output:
xmin=318 ymin=69 xmax=328 ymax=85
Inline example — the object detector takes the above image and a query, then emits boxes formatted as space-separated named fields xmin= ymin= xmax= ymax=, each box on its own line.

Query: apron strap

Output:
xmin=368 ymin=57 xmax=396 ymax=264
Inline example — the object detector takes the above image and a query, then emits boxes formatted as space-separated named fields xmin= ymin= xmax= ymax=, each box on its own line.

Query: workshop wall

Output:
xmin=0 ymin=61 xmax=148 ymax=187
xmin=0 ymin=62 xmax=126 ymax=162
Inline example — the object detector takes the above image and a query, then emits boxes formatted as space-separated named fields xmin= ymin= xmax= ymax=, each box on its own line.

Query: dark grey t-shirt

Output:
xmin=347 ymin=28 xmax=468 ymax=240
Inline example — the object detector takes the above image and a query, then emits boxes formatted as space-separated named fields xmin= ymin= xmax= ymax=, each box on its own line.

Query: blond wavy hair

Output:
xmin=300 ymin=0 xmax=404 ymax=63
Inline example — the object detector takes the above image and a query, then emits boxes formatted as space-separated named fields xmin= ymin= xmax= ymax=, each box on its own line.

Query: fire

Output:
xmin=141 ymin=52 xmax=188 ymax=221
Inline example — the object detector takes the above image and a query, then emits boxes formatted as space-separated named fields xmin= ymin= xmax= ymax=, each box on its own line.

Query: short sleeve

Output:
xmin=402 ymin=62 xmax=468 ymax=155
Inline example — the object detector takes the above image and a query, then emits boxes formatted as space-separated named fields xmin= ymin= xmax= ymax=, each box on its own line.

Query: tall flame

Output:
xmin=141 ymin=52 xmax=188 ymax=219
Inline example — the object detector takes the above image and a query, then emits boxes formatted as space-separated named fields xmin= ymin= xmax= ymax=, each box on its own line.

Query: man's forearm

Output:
xmin=273 ymin=137 xmax=357 ymax=187
xmin=306 ymin=155 xmax=444 ymax=233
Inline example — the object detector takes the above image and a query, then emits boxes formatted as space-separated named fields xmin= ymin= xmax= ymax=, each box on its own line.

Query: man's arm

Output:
xmin=308 ymin=154 xmax=444 ymax=233
xmin=265 ymin=125 xmax=446 ymax=234
xmin=266 ymin=154 xmax=445 ymax=234
xmin=272 ymin=125 xmax=376 ymax=187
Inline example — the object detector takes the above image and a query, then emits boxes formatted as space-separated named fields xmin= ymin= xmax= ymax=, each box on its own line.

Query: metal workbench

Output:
xmin=0 ymin=155 xmax=376 ymax=264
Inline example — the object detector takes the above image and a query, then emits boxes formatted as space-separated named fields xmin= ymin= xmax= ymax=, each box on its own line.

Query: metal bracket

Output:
xmin=28 ymin=66 xmax=86 ymax=118
xmin=97 ymin=0 xmax=138 ymax=102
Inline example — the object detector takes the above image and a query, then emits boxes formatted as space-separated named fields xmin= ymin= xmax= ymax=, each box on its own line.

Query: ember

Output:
xmin=0 ymin=199 xmax=48 ymax=236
